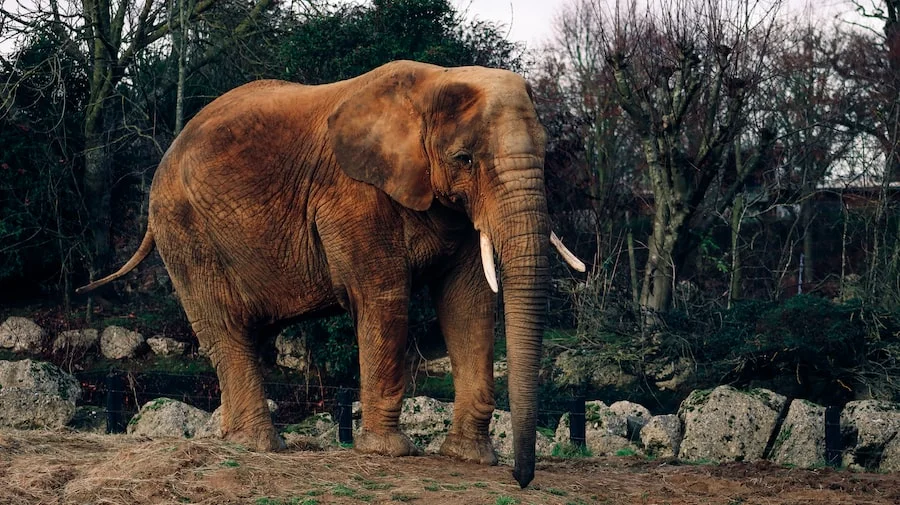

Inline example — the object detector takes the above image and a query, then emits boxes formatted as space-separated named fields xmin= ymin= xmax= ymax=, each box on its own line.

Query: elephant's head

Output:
xmin=328 ymin=60 xmax=583 ymax=487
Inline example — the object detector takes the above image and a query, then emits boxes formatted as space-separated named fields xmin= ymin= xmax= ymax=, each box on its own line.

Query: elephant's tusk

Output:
xmin=550 ymin=231 xmax=587 ymax=272
xmin=480 ymin=232 xmax=499 ymax=293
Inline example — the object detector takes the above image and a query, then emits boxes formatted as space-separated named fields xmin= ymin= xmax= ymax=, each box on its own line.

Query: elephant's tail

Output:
xmin=75 ymin=228 xmax=156 ymax=294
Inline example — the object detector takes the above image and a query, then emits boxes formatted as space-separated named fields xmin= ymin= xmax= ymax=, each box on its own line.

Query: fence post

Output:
xmin=569 ymin=395 xmax=586 ymax=448
xmin=105 ymin=371 xmax=125 ymax=434
xmin=336 ymin=388 xmax=353 ymax=445
xmin=825 ymin=406 xmax=842 ymax=467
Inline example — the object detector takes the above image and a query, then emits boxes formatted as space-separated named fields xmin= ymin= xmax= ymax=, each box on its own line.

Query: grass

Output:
xmin=494 ymin=496 xmax=519 ymax=505
xmin=220 ymin=459 xmax=239 ymax=467
xmin=551 ymin=443 xmax=593 ymax=458
xmin=332 ymin=484 xmax=357 ymax=497
xmin=615 ymin=447 xmax=638 ymax=457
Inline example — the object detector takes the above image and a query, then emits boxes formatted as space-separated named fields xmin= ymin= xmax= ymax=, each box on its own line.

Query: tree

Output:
xmin=555 ymin=0 xmax=781 ymax=314
xmin=2 ymin=0 xmax=275 ymax=281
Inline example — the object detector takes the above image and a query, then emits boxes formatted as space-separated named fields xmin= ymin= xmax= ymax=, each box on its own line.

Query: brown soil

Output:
xmin=1 ymin=429 xmax=898 ymax=505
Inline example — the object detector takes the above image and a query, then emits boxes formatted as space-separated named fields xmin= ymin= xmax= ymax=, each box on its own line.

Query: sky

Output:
xmin=456 ymin=0 xmax=879 ymax=48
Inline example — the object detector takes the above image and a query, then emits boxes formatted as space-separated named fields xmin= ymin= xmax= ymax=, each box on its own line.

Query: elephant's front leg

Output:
xmin=352 ymin=285 xmax=422 ymax=457
xmin=432 ymin=240 xmax=499 ymax=465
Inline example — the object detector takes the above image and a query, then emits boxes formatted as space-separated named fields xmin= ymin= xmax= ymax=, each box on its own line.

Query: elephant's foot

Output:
xmin=355 ymin=429 xmax=422 ymax=457
xmin=224 ymin=425 xmax=286 ymax=452
xmin=439 ymin=432 xmax=498 ymax=465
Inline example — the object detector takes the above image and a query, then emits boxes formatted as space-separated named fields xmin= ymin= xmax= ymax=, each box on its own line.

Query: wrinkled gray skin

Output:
xmin=78 ymin=60 xmax=551 ymax=487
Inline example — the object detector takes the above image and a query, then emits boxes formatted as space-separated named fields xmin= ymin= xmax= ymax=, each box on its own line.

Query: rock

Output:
xmin=418 ymin=356 xmax=452 ymax=374
xmin=492 ymin=360 xmax=508 ymax=379
xmin=840 ymin=400 xmax=900 ymax=470
xmin=0 ymin=317 xmax=45 ymax=354
xmin=100 ymin=326 xmax=145 ymax=359
xmin=678 ymin=386 xmax=786 ymax=463
xmin=881 ymin=434 xmax=900 ymax=472
xmin=486 ymin=408 xmax=554 ymax=459
xmin=52 ymin=329 xmax=99 ymax=354
xmin=275 ymin=331 xmax=308 ymax=371
xmin=554 ymin=350 xmax=637 ymax=390
xmin=282 ymin=412 xmax=338 ymax=448
xmin=645 ymin=357 xmax=694 ymax=391
xmin=640 ymin=414 xmax=682 ymax=458
xmin=554 ymin=400 xmax=635 ymax=455
xmin=197 ymin=399 xmax=279 ymax=439
xmin=0 ymin=359 xmax=81 ymax=429
xmin=770 ymin=400 xmax=826 ymax=468
xmin=609 ymin=400 xmax=651 ymax=440
xmin=69 ymin=405 xmax=107 ymax=434
xmin=146 ymin=335 xmax=186 ymax=356
xmin=398 ymin=396 xmax=454 ymax=452
xmin=127 ymin=398 xmax=211 ymax=438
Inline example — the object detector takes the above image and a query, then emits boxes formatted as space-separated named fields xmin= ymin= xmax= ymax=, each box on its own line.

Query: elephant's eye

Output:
xmin=452 ymin=151 xmax=473 ymax=167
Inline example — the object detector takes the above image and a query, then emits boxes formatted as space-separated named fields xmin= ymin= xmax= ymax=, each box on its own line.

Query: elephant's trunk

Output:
xmin=488 ymin=160 xmax=550 ymax=488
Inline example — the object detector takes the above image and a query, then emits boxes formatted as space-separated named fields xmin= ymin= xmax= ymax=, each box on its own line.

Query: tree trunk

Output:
xmin=729 ymin=192 xmax=744 ymax=307
xmin=640 ymin=203 xmax=688 ymax=314
xmin=800 ymin=194 xmax=815 ymax=293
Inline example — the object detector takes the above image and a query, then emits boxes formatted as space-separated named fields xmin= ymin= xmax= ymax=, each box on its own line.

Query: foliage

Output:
xmin=0 ymin=29 xmax=89 ymax=297
xmin=278 ymin=0 xmax=523 ymax=84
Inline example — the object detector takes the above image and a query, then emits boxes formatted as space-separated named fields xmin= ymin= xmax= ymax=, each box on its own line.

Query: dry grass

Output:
xmin=1 ymin=428 xmax=899 ymax=505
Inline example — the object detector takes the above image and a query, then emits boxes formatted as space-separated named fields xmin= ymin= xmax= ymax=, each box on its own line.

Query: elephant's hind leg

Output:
xmin=187 ymin=303 xmax=284 ymax=452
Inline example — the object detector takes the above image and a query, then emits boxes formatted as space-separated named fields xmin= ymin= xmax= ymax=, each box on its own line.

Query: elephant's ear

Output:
xmin=328 ymin=69 xmax=433 ymax=211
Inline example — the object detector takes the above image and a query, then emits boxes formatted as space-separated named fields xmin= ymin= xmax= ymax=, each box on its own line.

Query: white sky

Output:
xmin=457 ymin=0 xmax=881 ymax=48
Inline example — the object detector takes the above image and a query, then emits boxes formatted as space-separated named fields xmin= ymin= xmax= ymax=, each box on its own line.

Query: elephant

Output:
xmin=77 ymin=60 xmax=584 ymax=487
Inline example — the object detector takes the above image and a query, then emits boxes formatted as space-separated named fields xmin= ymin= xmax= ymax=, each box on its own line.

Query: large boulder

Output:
xmin=100 ymin=326 xmax=145 ymax=359
xmin=640 ymin=414 xmax=683 ymax=458
xmin=398 ymin=396 xmax=454 ymax=452
xmin=52 ymin=329 xmax=99 ymax=354
xmin=678 ymin=386 xmax=786 ymax=463
xmin=275 ymin=331 xmax=308 ymax=371
xmin=841 ymin=400 xmax=900 ymax=470
xmin=127 ymin=398 xmax=211 ymax=438
xmin=146 ymin=335 xmax=186 ymax=357
xmin=0 ymin=359 xmax=81 ymax=428
xmin=0 ymin=317 xmax=45 ymax=354
xmin=881 ymin=434 xmax=900 ymax=472
xmin=609 ymin=400 xmax=652 ymax=440
xmin=770 ymin=400 xmax=826 ymax=468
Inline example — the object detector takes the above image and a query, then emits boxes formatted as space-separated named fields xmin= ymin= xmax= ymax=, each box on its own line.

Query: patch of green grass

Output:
xmin=442 ymin=484 xmax=467 ymax=491
xmin=332 ymin=484 xmax=357 ymax=497
xmin=473 ymin=482 xmax=488 ymax=488
xmin=423 ymin=483 xmax=440 ymax=492
xmin=361 ymin=480 xmax=393 ymax=491
xmin=682 ymin=458 xmax=719 ymax=466
xmin=615 ymin=447 xmax=637 ymax=457
xmin=494 ymin=496 xmax=519 ymax=505
xmin=390 ymin=493 xmax=418 ymax=502
xmin=221 ymin=459 xmax=239 ymax=468
xmin=537 ymin=426 xmax=556 ymax=438
xmin=551 ymin=443 xmax=592 ymax=458
xmin=545 ymin=488 xmax=568 ymax=496
xmin=304 ymin=489 xmax=324 ymax=496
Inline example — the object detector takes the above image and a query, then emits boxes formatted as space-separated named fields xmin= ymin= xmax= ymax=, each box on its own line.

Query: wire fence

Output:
xmin=75 ymin=370 xmax=846 ymax=467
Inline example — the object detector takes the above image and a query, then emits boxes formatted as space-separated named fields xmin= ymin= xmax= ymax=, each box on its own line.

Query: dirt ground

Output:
xmin=1 ymin=429 xmax=898 ymax=505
